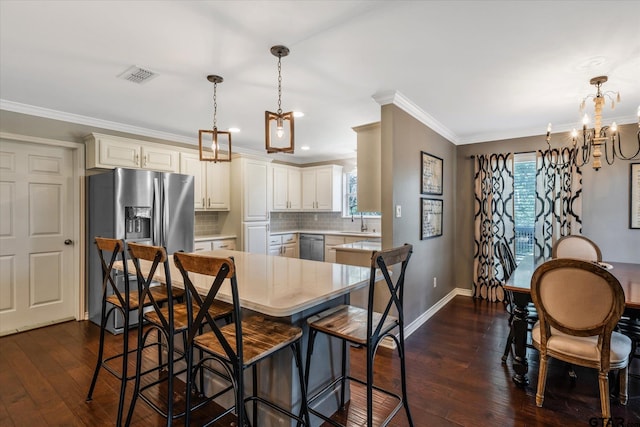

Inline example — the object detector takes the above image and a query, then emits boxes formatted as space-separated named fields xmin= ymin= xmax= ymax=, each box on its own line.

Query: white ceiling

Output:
xmin=1 ymin=1 xmax=639 ymax=163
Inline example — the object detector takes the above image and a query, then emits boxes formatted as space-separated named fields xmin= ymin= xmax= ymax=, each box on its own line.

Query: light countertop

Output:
xmin=270 ymin=229 xmax=381 ymax=239
xmin=118 ymin=250 xmax=375 ymax=317
xmin=194 ymin=234 xmax=237 ymax=242
xmin=333 ymin=241 xmax=382 ymax=253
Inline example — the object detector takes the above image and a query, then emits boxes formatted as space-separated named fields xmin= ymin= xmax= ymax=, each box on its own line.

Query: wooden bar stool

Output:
xmin=172 ymin=251 xmax=311 ymax=427
xmin=124 ymin=243 xmax=233 ymax=426
xmin=304 ymin=244 xmax=415 ymax=427
xmin=85 ymin=237 xmax=181 ymax=426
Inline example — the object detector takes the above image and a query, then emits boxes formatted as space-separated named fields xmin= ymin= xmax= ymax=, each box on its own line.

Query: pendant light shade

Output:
xmin=199 ymin=75 xmax=232 ymax=162
xmin=265 ymin=45 xmax=294 ymax=154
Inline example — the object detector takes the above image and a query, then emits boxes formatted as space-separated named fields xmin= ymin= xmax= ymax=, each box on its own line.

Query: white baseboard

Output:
xmin=380 ymin=287 xmax=472 ymax=349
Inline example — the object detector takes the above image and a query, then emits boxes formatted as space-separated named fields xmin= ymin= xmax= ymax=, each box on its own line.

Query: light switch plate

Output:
xmin=395 ymin=205 xmax=401 ymax=218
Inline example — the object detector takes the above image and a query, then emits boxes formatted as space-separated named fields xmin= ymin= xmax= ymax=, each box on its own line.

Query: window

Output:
xmin=343 ymin=170 xmax=380 ymax=217
xmin=513 ymin=153 xmax=536 ymax=262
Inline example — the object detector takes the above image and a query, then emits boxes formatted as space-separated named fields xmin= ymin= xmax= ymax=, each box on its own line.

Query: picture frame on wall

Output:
xmin=421 ymin=198 xmax=443 ymax=239
xmin=631 ymin=163 xmax=640 ymax=229
xmin=421 ymin=151 xmax=443 ymax=195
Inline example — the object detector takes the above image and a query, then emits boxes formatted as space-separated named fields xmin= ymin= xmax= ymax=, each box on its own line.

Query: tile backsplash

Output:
xmin=194 ymin=211 xmax=220 ymax=236
xmin=270 ymin=212 xmax=381 ymax=233
xmin=195 ymin=211 xmax=381 ymax=236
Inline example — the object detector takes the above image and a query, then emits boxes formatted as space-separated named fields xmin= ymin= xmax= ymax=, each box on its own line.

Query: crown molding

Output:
xmin=0 ymin=99 xmax=198 ymax=145
xmin=372 ymin=90 xmax=459 ymax=144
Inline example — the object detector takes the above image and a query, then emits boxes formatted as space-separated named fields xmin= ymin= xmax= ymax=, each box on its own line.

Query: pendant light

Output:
xmin=265 ymin=45 xmax=294 ymax=154
xmin=199 ymin=75 xmax=231 ymax=162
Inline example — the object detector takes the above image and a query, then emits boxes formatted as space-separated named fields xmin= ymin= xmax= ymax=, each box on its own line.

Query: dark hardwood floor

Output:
xmin=1 ymin=295 xmax=638 ymax=426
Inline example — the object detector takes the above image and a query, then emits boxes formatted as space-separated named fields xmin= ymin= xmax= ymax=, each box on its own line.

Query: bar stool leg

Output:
xmin=399 ymin=330 xmax=414 ymax=426
xmin=86 ymin=295 xmax=108 ymax=403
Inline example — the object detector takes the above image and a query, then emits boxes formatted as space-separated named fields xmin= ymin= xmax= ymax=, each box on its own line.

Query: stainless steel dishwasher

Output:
xmin=299 ymin=234 xmax=325 ymax=261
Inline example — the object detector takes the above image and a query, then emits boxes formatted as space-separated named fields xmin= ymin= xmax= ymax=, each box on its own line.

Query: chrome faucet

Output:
xmin=360 ymin=213 xmax=368 ymax=232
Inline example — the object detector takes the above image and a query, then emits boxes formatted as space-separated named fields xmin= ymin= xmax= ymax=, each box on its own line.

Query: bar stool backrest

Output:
xmin=127 ymin=242 xmax=174 ymax=331
xmin=95 ymin=237 xmax=129 ymax=308
xmin=172 ymin=252 xmax=240 ymax=363
xmin=367 ymin=244 xmax=412 ymax=339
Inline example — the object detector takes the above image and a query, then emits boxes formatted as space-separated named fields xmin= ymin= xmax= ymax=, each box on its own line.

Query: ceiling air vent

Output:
xmin=117 ymin=65 xmax=158 ymax=84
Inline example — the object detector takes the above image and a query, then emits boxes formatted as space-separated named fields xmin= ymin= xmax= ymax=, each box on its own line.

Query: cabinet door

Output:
xmin=243 ymin=222 xmax=268 ymax=254
xmin=288 ymin=168 xmax=302 ymax=210
xmin=272 ymin=165 xmax=289 ymax=210
xmin=315 ymin=167 xmax=334 ymax=210
xmin=301 ymin=169 xmax=317 ymax=210
xmin=180 ymin=152 xmax=206 ymax=209
xmin=205 ymin=162 xmax=230 ymax=210
xmin=194 ymin=241 xmax=212 ymax=252
xmin=282 ymin=243 xmax=298 ymax=258
xmin=212 ymin=238 xmax=235 ymax=250
xmin=98 ymin=137 xmax=141 ymax=168
xmin=243 ymin=159 xmax=269 ymax=221
xmin=141 ymin=145 xmax=179 ymax=172
xmin=268 ymin=246 xmax=282 ymax=256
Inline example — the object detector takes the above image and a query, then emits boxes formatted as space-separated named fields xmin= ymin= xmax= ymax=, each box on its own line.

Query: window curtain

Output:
xmin=533 ymin=148 xmax=583 ymax=259
xmin=473 ymin=153 xmax=515 ymax=302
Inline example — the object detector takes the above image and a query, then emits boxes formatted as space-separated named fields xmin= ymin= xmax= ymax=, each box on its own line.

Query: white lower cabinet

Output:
xmin=243 ymin=222 xmax=269 ymax=254
xmin=324 ymin=235 xmax=363 ymax=263
xmin=269 ymin=233 xmax=298 ymax=258
xmin=194 ymin=238 xmax=236 ymax=252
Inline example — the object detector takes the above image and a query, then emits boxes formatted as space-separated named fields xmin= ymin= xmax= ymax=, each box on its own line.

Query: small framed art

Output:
xmin=421 ymin=151 xmax=443 ymax=195
xmin=421 ymin=198 xmax=443 ymax=239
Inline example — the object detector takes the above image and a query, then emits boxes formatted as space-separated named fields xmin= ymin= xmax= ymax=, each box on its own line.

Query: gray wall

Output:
xmin=381 ymin=105 xmax=457 ymax=325
xmin=455 ymin=123 xmax=640 ymax=291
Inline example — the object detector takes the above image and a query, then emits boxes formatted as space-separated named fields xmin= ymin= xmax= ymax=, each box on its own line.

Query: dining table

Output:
xmin=115 ymin=248 xmax=379 ymax=426
xmin=504 ymin=255 xmax=640 ymax=386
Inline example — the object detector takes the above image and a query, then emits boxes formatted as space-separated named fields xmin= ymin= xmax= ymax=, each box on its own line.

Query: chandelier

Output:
xmin=545 ymin=76 xmax=640 ymax=170
xmin=199 ymin=75 xmax=231 ymax=162
xmin=265 ymin=45 xmax=294 ymax=154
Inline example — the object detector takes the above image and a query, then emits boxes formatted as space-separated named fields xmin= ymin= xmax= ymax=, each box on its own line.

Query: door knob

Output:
xmin=64 ymin=239 xmax=73 ymax=245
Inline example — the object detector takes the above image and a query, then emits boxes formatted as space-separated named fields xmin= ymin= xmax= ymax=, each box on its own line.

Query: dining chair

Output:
xmin=497 ymin=239 xmax=531 ymax=361
xmin=172 ymin=251 xmax=310 ymax=427
xmin=86 ymin=237 xmax=182 ymax=426
xmin=304 ymin=244 xmax=414 ymax=427
xmin=531 ymin=258 xmax=631 ymax=419
xmin=552 ymin=234 xmax=602 ymax=261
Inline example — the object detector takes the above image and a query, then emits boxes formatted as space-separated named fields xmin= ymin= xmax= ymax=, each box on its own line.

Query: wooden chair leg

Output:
xmin=536 ymin=355 xmax=548 ymax=407
xmin=619 ymin=366 xmax=628 ymax=405
xmin=598 ymin=371 xmax=611 ymax=420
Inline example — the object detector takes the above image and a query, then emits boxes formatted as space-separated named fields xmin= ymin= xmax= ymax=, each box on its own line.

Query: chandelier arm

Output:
xmin=613 ymin=131 xmax=640 ymax=160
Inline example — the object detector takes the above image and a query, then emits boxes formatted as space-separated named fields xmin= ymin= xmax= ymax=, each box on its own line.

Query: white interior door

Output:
xmin=0 ymin=140 xmax=76 ymax=335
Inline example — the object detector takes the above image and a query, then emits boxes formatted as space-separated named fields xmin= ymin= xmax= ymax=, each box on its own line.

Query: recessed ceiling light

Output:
xmin=228 ymin=127 xmax=241 ymax=133
xmin=300 ymin=145 xmax=310 ymax=150
xmin=293 ymin=111 xmax=305 ymax=118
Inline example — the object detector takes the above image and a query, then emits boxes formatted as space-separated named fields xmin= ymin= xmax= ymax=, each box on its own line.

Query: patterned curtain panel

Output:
xmin=473 ymin=153 xmax=515 ymax=302
xmin=533 ymin=148 xmax=583 ymax=259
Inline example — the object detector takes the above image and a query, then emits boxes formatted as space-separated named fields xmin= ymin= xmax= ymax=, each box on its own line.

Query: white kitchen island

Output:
xmin=122 ymin=249 xmax=376 ymax=426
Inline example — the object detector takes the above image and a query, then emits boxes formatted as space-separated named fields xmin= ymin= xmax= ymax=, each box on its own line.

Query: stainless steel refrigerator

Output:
xmin=87 ymin=168 xmax=194 ymax=333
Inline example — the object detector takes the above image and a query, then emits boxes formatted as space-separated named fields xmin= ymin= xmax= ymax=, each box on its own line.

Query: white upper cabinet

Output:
xmin=301 ymin=165 xmax=343 ymax=211
xmin=272 ymin=164 xmax=301 ymax=211
xmin=204 ymin=161 xmax=230 ymax=210
xmin=180 ymin=151 xmax=230 ymax=211
xmin=85 ymin=133 xmax=179 ymax=172
xmin=237 ymin=157 xmax=270 ymax=222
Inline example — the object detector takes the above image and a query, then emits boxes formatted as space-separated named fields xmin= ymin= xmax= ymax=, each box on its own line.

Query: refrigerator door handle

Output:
xmin=153 ymin=177 xmax=162 ymax=247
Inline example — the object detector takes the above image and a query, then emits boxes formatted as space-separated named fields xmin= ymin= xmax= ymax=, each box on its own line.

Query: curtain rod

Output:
xmin=469 ymin=150 xmax=535 ymax=159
